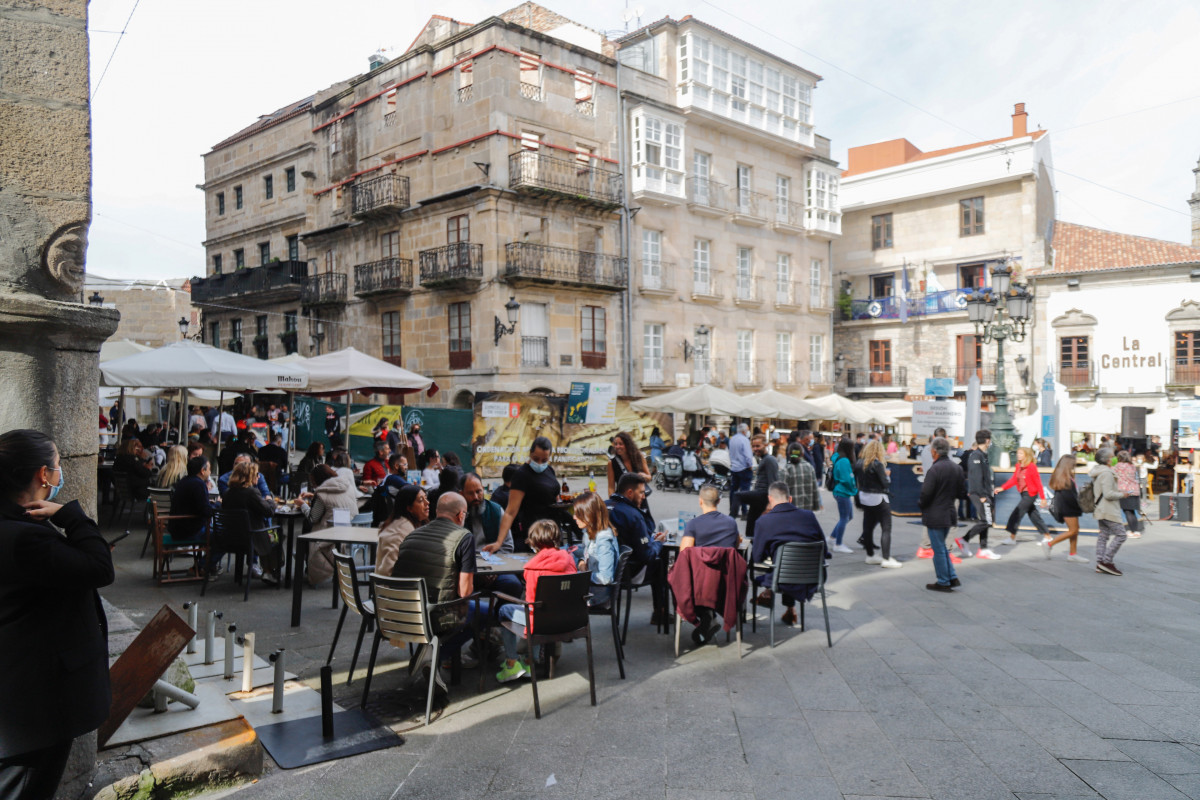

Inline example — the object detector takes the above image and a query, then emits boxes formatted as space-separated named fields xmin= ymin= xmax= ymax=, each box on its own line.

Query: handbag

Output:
xmin=1048 ymin=491 xmax=1064 ymax=524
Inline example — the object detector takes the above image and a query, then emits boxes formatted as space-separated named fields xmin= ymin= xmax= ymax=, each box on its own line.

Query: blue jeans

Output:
xmin=498 ymin=604 xmax=527 ymax=661
xmin=446 ymin=598 xmax=490 ymax=652
xmin=926 ymin=527 xmax=958 ymax=586
xmin=831 ymin=495 xmax=854 ymax=545
xmin=729 ymin=468 xmax=754 ymax=516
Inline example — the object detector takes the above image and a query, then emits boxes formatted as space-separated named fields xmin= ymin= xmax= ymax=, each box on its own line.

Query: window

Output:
xmin=959 ymin=263 xmax=987 ymax=290
xmin=255 ymin=316 xmax=269 ymax=359
xmin=216 ymin=192 xmax=225 ymax=215
xmin=519 ymin=49 xmax=542 ymax=100
xmin=642 ymin=230 xmax=663 ymax=289
xmin=871 ymin=213 xmax=893 ymax=249
xmin=1059 ymin=335 xmax=1090 ymax=387
xmin=259 ymin=242 xmax=271 ymax=265
xmin=736 ymin=330 xmax=754 ymax=383
xmin=324 ymin=250 xmax=335 ymax=273
xmin=212 ymin=254 xmax=222 ymax=275
xmin=809 ymin=258 xmax=823 ymax=307
xmin=736 ymin=164 xmax=752 ymax=210
xmin=1176 ymin=331 xmax=1200 ymax=384
xmin=457 ymin=61 xmax=473 ymax=101
xmin=329 ymin=119 xmax=342 ymax=154
xmin=448 ymin=302 xmax=471 ymax=369
xmin=956 ymin=334 xmax=983 ymax=383
xmin=776 ymin=332 xmax=793 ymax=384
xmin=381 ymin=312 xmax=401 ymax=364
xmin=643 ymin=324 xmax=664 ymax=384
xmin=575 ymin=68 xmax=594 ymax=114
xmin=234 ymin=248 xmax=245 ymax=269
xmin=868 ymin=340 xmax=892 ymax=384
xmin=383 ymin=88 xmax=397 ymax=117
xmin=808 ymin=334 xmax=825 ymax=383
xmin=263 ymin=174 xmax=273 ymax=200
xmin=284 ymin=311 xmax=297 ymax=331
xmin=805 ymin=168 xmax=839 ymax=228
xmin=234 ymin=185 xmax=243 ymax=210
xmin=285 ymin=167 xmax=296 ymax=193
xmin=381 ymin=230 xmax=400 ymax=259
xmin=632 ymin=113 xmax=682 ymax=188
xmin=581 ymin=306 xmax=606 ymax=369
xmin=736 ymin=247 xmax=754 ymax=300
xmin=521 ymin=303 xmax=549 ymax=367
xmin=960 ymin=196 xmax=984 ymax=236
xmin=447 ymin=214 xmax=469 ymax=244
xmin=283 ymin=311 xmax=298 ymax=354
xmin=775 ymin=175 xmax=790 ymax=220
xmin=692 ymin=325 xmax=712 ymax=382
xmin=230 ymin=318 xmax=243 ymax=353
xmin=870 ymin=273 xmax=894 ymax=298
xmin=691 ymin=151 xmax=711 ymax=202
xmin=775 ymin=253 xmax=791 ymax=304
xmin=209 ymin=322 xmax=220 ymax=348
xmin=286 ymin=235 xmax=299 ymax=262
xmin=692 ymin=239 xmax=711 ymax=294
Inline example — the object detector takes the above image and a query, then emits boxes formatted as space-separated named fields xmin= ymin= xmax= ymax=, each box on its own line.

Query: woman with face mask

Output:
xmin=0 ymin=429 xmax=114 ymax=797
xmin=484 ymin=436 xmax=557 ymax=554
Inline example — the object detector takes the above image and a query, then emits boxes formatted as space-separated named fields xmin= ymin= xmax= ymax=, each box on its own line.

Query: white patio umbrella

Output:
xmin=806 ymin=393 xmax=899 ymax=425
xmin=301 ymin=347 xmax=435 ymax=396
xmin=630 ymin=383 xmax=778 ymax=417
xmin=99 ymin=339 xmax=151 ymax=363
xmin=743 ymin=389 xmax=826 ymax=420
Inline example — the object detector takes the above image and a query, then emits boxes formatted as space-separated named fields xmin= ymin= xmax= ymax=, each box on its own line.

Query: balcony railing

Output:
xmin=691 ymin=358 xmax=723 ymax=386
xmin=848 ymin=288 xmax=972 ymax=321
xmin=351 ymin=172 xmax=410 ymax=217
xmin=354 ymin=257 xmax=413 ymax=296
xmin=509 ymin=150 xmax=623 ymax=208
xmin=686 ymin=177 xmax=728 ymax=214
xmin=519 ymin=82 xmax=542 ymax=101
xmin=732 ymin=190 xmax=767 ymax=223
xmin=772 ymin=200 xmax=805 ymax=231
xmin=734 ymin=275 xmax=762 ymax=305
xmin=845 ymin=366 xmax=908 ymax=389
xmin=691 ymin=270 xmax=723 ymax=301
xmin=301 ymin=272 xmax=348 ymax=306
xmin=457 ymin=85 xmax=473 ymax=103
xmin=1170 ymin=361 xmax=1200 ymax=387
xmin=1057 ymin=362 xmax=1097 ymax=389
xmin=734 ymin=359 xmax=764 ymax=387
xmin=641 ymin=356 xmax=675 ymax=388
xmin=521 ymin=336 xmax=549 ymax=367
xmin=933 ymin=364 xmax=998 ymax=385
xmin=190 ymin=260 xmax=309 ymax=305
xmin=638 ymin=260 xmax=675 ymax=294
xmin=809 ymin=361 xmax=834 ymax=385
xmin=775 ymin=360 xmax=802 ymax=386
xmin=419 ymin=243 xmax=484 ymax=286
xmin=504 ymin=242 xmax=627 ymax=291
xmin=774 ymin=280 xmax=802 ymax=308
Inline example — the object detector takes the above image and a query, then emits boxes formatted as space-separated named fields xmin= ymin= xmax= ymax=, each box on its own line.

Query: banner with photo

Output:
xmin=472 ymin=391 xmax=673 ymax=478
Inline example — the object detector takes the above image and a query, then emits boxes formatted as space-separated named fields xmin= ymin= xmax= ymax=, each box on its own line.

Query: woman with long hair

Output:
xmin=857 ymin=440 xmax=900 ymax=568
xmin=376 ymin=484 xmax=430 ymax=575
xmin=1041 ymin=455 xmax=1090 ymax=562
xmin=295 ymin=464 xmax=358 ymax=585
xmin=297 ymin=441 xmax=325 ymax=478
xmin=571 ymin=491 xmax=620 ymax=605
xmin=156 ymin=445 xmax=189 ymax=488
xmin=996 ymin=446 xmax=1052 ymax=546
xmin=219 ymin=460 xmax=281 ymax=583
xmin=607 ymin=431 xmax=651 ymax=496
xmin=829 ymin=438 xmax=858 ymax=552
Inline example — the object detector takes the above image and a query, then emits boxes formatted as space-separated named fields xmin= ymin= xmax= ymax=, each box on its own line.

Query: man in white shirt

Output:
xmin=217 ymin=410 xmax=237 ymax=443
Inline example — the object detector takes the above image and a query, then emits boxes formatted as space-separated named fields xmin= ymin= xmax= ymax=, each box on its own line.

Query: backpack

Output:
xmin=823 ymin=455 xmax=837 ymax=491
xmin=1077 ymin=482 xmax=1097 ymax=514
xmin=957 ymin=449 xmax=972 ymax=482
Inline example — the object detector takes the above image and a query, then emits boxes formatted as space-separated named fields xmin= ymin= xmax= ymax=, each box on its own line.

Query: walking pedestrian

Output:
xmin=1113 ymin=451 xmax=1143 ymax=538
xmin=1040 ymin=455 xmax=1090 ymax=563
xmin=995 ymin=447 xmax=1052 ymax=546
xmin=856 ymin=440 xmax=900 ymax=568
xmin=958 ymin=430 xmax=1001 ymax=560
xmin=727 ymin=423 xmax=754 ymax=519
xmin=919 ymin=437 xmax=963 ymax=591
xmin=829 ymin=438 xmax=857 ymax=553
xmin=1091 ymin=447 xmax=1127 ymax=575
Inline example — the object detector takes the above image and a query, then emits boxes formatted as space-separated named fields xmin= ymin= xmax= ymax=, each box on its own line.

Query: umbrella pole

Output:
xmin=180 ymin=388 xmax=189 ymax=445
xmin=216 ymin=391 xmax=224 ymax=460
xmin=118 ymin=387 xmax=125 ymax=430
xmin=345 ymin=392 xmax=350 ymax=450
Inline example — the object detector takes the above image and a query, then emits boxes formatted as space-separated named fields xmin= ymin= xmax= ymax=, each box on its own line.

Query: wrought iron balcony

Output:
xmin=354 ymin=257 xmax=413 ymax=297
xmin=352 ymin=173 xmax=410 ymax=217
xmin=504 ymin=242 xmax=627 ymax=291
xmin=933 ymin=364 xmax=998 ymax=385
xmin=691 ymin=358 xmax=724 ymax=387
xmin=521 ymin=336 xmax=549 ymax=368
xmin=1169 ymin=360 xmax=1200 ymax=387
xmin=848 ymin=289 xmax=972 ymax=321
xmin=637 ymin=260 xmax=675 ymax=295
xmin=773 ymin=280 xmax=803 ymax=309
xmin=734 ymin=359 xmax=764 ymax=387
xmin=775 ymin=360 xmax=803 ymax=386
xmin=686 ymin=177 xmax=728 ymax=216
xmin=1057 ymin=362 xmax=1096 ymax=389
xmin=419 ymin=243 xmax=484 ymax=287
xmin=772 ymin=200 xmax=806 ymax=232
xmin=301 ymin=272 xmax=347 ymax=306
xmin=189 ymin=260 xmax=308 ymax=306
xmin=640 ymin=356 xmax=681 ymax=388
xmin=845 ymin=366 xmax=908 ymax=389
xmin=690 ymin=270 xmax=723 ymax=303
xmin=734 ymin=275 xmax=763 ymax=306
xmin=809 ymin=361 xmax=834 ymax=385
xmin=732 ymin=190 xmax=768 ymax=225
xmin=508 ymin=151 xmax=624 ymax=208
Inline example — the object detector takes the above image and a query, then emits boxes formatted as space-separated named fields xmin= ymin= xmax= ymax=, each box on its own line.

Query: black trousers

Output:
xmin=963 ymin=494 xmax=993 ymax=546
xmin=859 ymin=501 xmax=892 ymax=559
xmin=736 ymin=490 xmax=770 ymax=539
xmin=1006 ymin=492 xmax=1049 ymax=536
xmin=0 ymin=741 xmax=73 ymax=800
xmin=1120 ymin=497 xmax=1142 ymax=532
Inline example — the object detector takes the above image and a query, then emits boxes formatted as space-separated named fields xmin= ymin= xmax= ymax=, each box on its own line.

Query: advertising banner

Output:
xmin=566 ymin=382 xmax=618 ymax=424
xmin=912 ymin=399 xmax=966 ymax=438
xmin=1179 ymin=399 xmax=1200 ymax=449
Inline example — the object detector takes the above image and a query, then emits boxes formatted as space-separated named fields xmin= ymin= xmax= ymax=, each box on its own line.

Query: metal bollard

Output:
xmin=152 ymin=679 xmax=200 ymax=710
xmin=183 ymin=602 xmax=198 ymax=654
xmin=320 ymin=665 xmax=334 ymax=739
xmin=204 ymin=611 xmax=221 ymax=665
xmin=153 ymin=689 xmax=169 ymax=713
xmin=240 ymin=632 xmax=255 ymax=693
xmin=269 ymin=650 xmax=285 ymax=713
xmin=223 ymin=624 xmax=237 ymax=680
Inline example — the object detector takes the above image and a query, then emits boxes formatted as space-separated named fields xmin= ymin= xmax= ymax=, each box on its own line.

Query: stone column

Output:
xmin=1 ymin=0 xmax=119 ymax=520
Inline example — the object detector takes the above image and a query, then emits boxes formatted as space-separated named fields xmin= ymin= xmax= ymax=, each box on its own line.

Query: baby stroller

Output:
xmin=681 ymin=450 xmax=705 ymax=493
xmin=654 ymin=455 xmax=685 ymax=492
xmin=706 ymin=461 xmax=732 ymax=493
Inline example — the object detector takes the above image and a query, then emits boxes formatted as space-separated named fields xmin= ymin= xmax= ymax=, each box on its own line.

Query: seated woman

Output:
xmin=220 ymin=460 xmax=281 ymax=584
xmin=294 ymin=465 xmax=359 ymax=586
xmin=297 ymin=441 xmax=325 ymax=479
xmin=425 ymin=466 xmax=461 ymax=512
xmin=495 ymin=520 xmax=577 ymax=684
xmin=419 ymin=449 xmax=442 ymax=491
xmin=376 ymin=484 xmax=429 ymax=575
xmin=571 ymin=491 xmax=620 ymax=606
xmin=114 ymin=437 xmax=153 ymax=501
xmin=155 ymin=445 xmax=189 ymax=490
xmin=329 ymin=450 xmax=357 ymax=487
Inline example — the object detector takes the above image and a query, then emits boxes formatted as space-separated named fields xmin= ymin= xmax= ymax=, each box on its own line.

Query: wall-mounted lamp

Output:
xmin=310 ymin=321 xmax=326 ymax=354
xmin=88 ymin=291 xmax=105 ymax=306
xmin=1014 ymin=353 xmax=1030 ymax=390
xmin=834 ymin=352 xmax=847 ymax=377
xmin=1066 ymin=278 xmax=1080 ymax=288
xmin=494 ymin=296 xmax=520 ymax=345
xmin=682 ymin=325 xmax=710 ymax=362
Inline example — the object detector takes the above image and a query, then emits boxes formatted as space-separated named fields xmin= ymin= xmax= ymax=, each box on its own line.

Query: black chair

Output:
xmin=201 ymin=508 xmax=279 ymax=601
xmin=765 ymin=541 xmax=832 ymax=648
xmin=327 ymin=552 xmax=375 ymax=685
xmin=621 ymin=556 xmax=667 ymax=645
xmin=108 ymin=472 xmax=138 ymax=525
xmin=587 ymin=546 xmax=631 ymax=679
xmin=494 ymin=571 xmax=596 ymax=719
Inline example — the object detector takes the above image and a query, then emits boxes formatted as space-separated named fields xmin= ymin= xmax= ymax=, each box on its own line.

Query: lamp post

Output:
xmin=682 ymin=325 xmax=710 ymax=362
xmin=964 ymin=260 xmax=1034 ymax=463
xmin=88 ymin=291 xmax=104 ymax=307
xmin=494 ymin=296 xmax=520 ymax=345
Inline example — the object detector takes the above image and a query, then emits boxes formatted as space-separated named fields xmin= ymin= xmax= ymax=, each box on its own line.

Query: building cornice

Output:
xmin=203 ymin=212 xmax=308 ymax=248
xmin=201 ymin=143 xmax=317 ymax=189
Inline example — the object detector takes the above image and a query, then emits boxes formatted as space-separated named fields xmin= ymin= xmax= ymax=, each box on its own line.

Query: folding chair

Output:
xmin=765 ymin=541 xmax=832 ymax=648
xmin=148 ymin=501 xmax=204 ymax=584
xmin=327 ymin=552 xmax=375 ymax=684
xmin=142 ymin=486 xmax=174 ymax=558
xmin=587 ymin=547 xmax=631 ymax=679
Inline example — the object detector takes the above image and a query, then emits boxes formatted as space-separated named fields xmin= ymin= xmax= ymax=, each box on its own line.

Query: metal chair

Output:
xmin=108 ymin=472 xmax=138 ymax=525
xmin=327 ymin=553 xmax=375 ymax=685
xmin=361 ymin=574 xmax=482 ymax=726
xmin=670 ymin=547 xmax=746 ymax=659
xmin=142 ymin=486 xmax=174 ymax=558
xmin=587 ymin=547 xmax=631 ymax=679
xmin=765 ymin=540 xmax=832 ymax=648
xmin=201 ymin=508 xmax=279 ymax=601
xmin=621 ymin=556 xmax=667 ymax=645
xmin=494 ymin=571 xmax=596 ymax=719
xmin=148 ymin=501 xmax=204 ymax=584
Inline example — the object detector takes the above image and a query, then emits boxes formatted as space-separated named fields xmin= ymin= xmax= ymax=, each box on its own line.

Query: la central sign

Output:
xmin=1099 ymin=337 xmax=1164 ymax=371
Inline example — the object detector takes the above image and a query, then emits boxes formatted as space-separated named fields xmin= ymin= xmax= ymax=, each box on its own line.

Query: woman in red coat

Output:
xmin=995 ymin=447 xmax=1052 ymax=546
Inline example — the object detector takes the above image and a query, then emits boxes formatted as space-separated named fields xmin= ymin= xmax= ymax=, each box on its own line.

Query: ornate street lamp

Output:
xmin=964 ymin=260 xmax=1033 ymax=462
xmin=682 ymin=325 xmax=710 ymax=362
xmin=494 ymin=296 xmax=520 ymax=345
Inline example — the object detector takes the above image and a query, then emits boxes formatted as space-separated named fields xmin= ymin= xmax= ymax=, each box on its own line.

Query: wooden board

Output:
xmin=98 ymin=605 xmax=195 ymax=748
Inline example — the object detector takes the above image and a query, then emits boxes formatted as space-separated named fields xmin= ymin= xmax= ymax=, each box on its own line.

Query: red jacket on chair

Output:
xmin=668 ymin=546 xmax=747 ymax=631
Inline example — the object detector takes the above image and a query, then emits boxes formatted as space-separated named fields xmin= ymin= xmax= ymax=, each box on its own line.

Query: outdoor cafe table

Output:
xmin=272 ymin=504 xmax=305 ymax=590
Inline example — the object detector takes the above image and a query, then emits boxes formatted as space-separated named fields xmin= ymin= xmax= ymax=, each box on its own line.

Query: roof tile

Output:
xmin=1050 ymin=221 xmax=1200 ymax=274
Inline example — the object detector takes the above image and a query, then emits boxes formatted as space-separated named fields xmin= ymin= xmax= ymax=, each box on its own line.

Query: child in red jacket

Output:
xmin=496 ymin=519 xmax=576 ymax=683
xmin=996 ymin=447 xmax=1052 ymax=545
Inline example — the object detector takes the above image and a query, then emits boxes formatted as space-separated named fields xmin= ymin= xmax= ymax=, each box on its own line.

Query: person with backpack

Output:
xmin=828 ymin=438 xmax=858 ymax=553
xmin=995 ymin=446 xmax=1053 ymax=547
xmin=959 ymin=429 xmax=1002 ymax=560
xmin=1041 ymin=454 xmax=1090 ymax=563
xmin=1090 ymin=447 xmax=1127 ymax=575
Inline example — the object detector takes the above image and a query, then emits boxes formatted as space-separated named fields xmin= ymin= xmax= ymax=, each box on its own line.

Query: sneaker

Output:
xmin=955 ymin=538 xmax=972 ymax=558
xmin=997 ymin=537 xmax=1016 ymax=546
xmin=250 ymin=564 xmax=264 ymax=579
xmin=261 ymin=571 xmax=280 ymax=586
xmin=880 ymin=557 xmax=902 ymax=569
xmin=949 ymin=554 xmax=963 ymax=564
xmin=1067 ymin=554 xmax=1089 ymax=563
xmin=496 ymin=660 xmax=528 ymax=683
xmin=916 ymin=547 xmax=934 ymax=559
xmin=1127 ymin=532 xmax=1142 ymax=539
xmin=926 ymin=582 xmax=954 ymax=593
xmin=833 ymin=544 xmax=854 ymax=554
xmin=864 ymin=554 xmax=883 ymax=565
xmin=1040 ymin=540 xmax=1052 ymax=560
xmin=976 ymin=549 xmax=1002 ymax=560
xmin=1097 ymin=561 xmax=1123 ymax=576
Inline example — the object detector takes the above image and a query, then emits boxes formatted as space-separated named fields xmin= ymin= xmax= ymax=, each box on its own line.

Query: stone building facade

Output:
xmin=194 ymin=6 xmax=626 ymax=407
xmin=832 ymin=104 xmax=1055 ymax=414
xmin=617 ymin=18 xmax=840 ymax=398
xmin=87 ymin=275 xmax=196 ymax=347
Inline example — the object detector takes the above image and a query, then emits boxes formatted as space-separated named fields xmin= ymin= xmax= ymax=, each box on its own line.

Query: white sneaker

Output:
xmin=996 ymin=537 xmax=1016 ymax=546
xmin=833 ymin=544 xmax=854 ymax=554
xmin=976 ymin=549 xmax=1002 ymax=560
xmin=1067 ymin=554 xmax=1089 ymax=563
xmin=1039 ymin=540 xmax=1052 ymax=560
xmin=864 ymin=554 xmax=883 ymax=565
xmin=954 ymin=537 xmax=972 ymax=558
xmin=880 ymin=558 xmax=902 ymax=569
xmin=250 ymin=564 xmax=264 ymax=578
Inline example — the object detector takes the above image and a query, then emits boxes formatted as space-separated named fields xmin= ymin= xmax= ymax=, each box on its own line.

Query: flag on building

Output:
xmin=898 ymin=261 xmax=910 ymax=324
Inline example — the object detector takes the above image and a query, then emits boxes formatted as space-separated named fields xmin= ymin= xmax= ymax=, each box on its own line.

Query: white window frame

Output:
xmin=693 ymin=239 xmax=711 ymax=294
xmin=809 ymin=258 xmax=823 ymax=307
xmin=809 ymin=333 xmax=824 ymax=383
xmin=776 ymin=332 xmax=792 ymax=384
xmin=776 ymin=253 xmax=791 ymax=304
xmin=643 ymin=323 xmax=664 ymax=384
xmin=737 ymin=247 xmax=753 ymax=300
xmin=736 ymin=330 xmax=754 ymax=383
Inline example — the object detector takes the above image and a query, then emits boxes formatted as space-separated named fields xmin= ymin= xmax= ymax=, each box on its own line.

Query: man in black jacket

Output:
xmin=607 ymin=474 xmax=667 ymax=623
xmin=960 ymin=430 xmax=999 ymax=560
xmin=919 ymin=437 xmax=964 ymax=592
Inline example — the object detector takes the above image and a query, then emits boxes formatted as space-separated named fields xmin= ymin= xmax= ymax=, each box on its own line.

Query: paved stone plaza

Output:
xmin=99 ymin=487 xmax=1200 ymax=800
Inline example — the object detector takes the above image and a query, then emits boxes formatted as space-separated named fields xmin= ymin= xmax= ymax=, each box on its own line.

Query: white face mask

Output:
xmin=529 ymin=460 xmax=549 ymax=474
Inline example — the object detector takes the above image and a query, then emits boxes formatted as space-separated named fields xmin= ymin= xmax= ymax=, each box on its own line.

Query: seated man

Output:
xmin=751 ymin=481 xmax=829 ymax=627
xmin=607 ymin=473 xmax=667 ymax=624
xmin=391 ymin=492 xmax=486 ymax=677
xmin=362 ymin=441 xmax=390 ymax=486
xmin=217 ymin=452 xmax=272 ymax=499
xmin=666 ymin=440 xmax=686 ymax=459
xmin=382 ymin=453 xmax=409 ymax=493
xmin=680 ymin=485 xmax=740 ymax=550
xmin=257 ymin=434 xmax=288 ymax=470
xmin=168 ymin=456 xmax=221 ymax=575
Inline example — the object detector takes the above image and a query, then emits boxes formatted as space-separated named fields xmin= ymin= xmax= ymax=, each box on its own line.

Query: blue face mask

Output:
xmin=46 ymin=467 xmax=64 ymax=501
xmin=529 ymin=460 xmax=549 ymax=474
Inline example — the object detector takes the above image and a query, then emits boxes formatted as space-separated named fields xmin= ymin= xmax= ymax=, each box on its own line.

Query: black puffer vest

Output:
xmin=393 ymin=518 xmax=471 ymax=605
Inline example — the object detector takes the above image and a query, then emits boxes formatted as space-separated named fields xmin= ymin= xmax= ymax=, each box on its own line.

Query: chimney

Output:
xmin=1012 ymin=102 xmax=1028 ymax=137
xmin=368 ymin=52 xmax=386 ymax=71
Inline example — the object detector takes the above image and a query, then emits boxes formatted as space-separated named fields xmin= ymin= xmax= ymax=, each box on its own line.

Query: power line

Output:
xmin=93 ymin=212 xmax=204 ymax=252
xmin=90 ymin=0 xmax=141 ymax=100
xmin=1053 ymin=94 xmax=1200 ymax=136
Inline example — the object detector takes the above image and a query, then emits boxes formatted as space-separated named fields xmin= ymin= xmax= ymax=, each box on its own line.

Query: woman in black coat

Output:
xmin=0 ymin=429 xmax=114 ymax=797
xmin=219 ymin=460 xmax=281 ymax=583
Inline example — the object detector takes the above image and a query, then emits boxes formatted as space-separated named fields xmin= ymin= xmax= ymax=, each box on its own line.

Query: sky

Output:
xmin=85 ymin=0 xmax=1200 ymax=281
